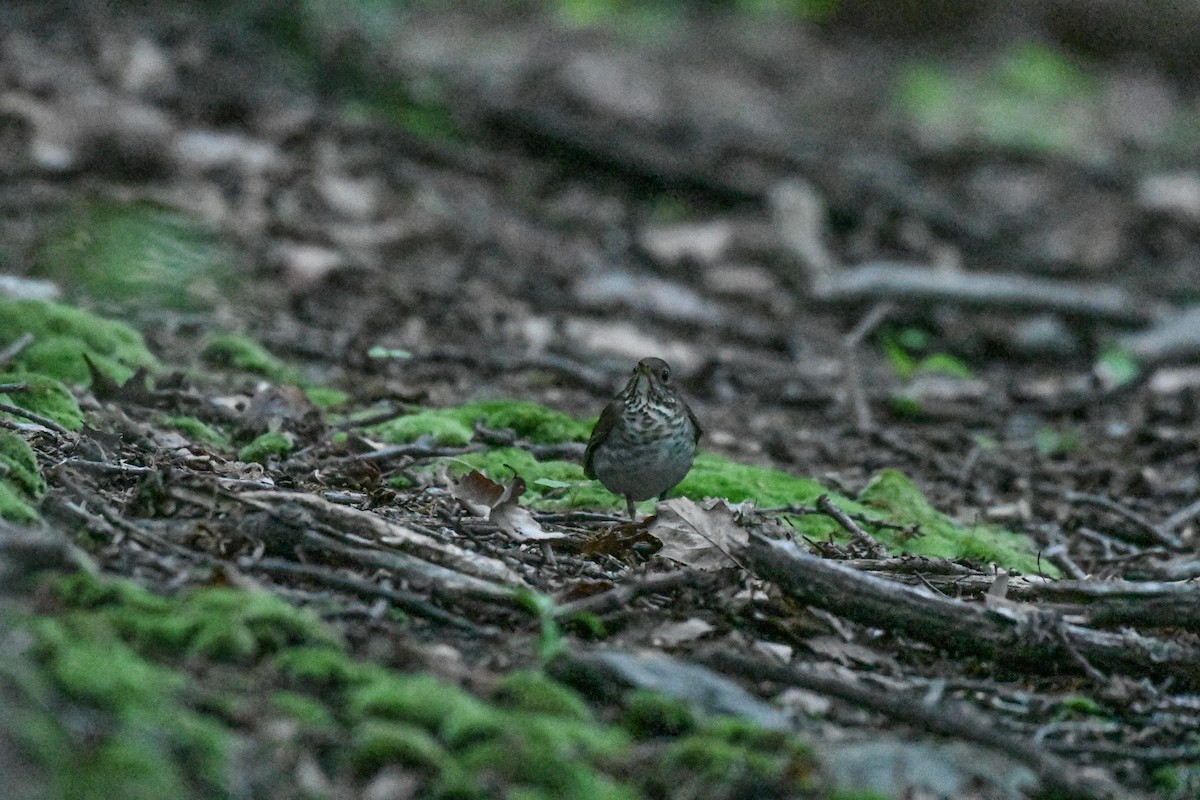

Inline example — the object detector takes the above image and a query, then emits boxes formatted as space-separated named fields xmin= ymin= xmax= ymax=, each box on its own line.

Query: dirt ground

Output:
xmin=4 ymin=2 xmax=1200 ymax=799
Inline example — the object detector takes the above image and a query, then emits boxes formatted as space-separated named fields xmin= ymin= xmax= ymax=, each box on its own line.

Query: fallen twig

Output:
xmin=814 ymin=261 xmax=1160 ymax=324
xmin=698 ymin=650 xmax=1123 ymax=800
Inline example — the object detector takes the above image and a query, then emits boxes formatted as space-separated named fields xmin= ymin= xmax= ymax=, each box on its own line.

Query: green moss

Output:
xmin=161 ymin=416 xmax=231 ymax=448
xmin=374 ymin=410 xmax=475 ymax=446
xmin=305 ymin=386 xmax=349 ymax=409
xmin=201 ymin=334 xmax=302 ymax=384
xmin=11 ymin=569 xmax=851 ymax=800
xmin=270 ymin=691 xmax=338 ymax=732
xmin=21 ymin=615 xmax=230 ymax=799
xmin=57 ymin=573 xmax=339 ymax=663
xmin=493 ymin=670 xmax=592 ymax=721
xmin=348 ymin=720 xmax=453 ymax=776
xmin=1055 ymin=695 xmax=1105 ymax=717
xmin=0 ymin=430 xmax=45 ymax=498
xmin=459 ymin=401 xmax=592 ymax=444
xmin=33 ymin=199 xmax=231 ymax=310
xmin=436 ymin=405 xmax=1046 ymax=572
xmin=0 ymin=373 xmax=85 ymax=431
xmin=238 ymin=431 xmax=293 ymax=463
xmin=456 ymin=448 xmax=613 ymax=511
xmin=369 ymin=400 xmax=591 ymax=447
xmin=0 ymin=479 xmax=40 ymax=522
xmin=0 ymin=299 xmax=157 ymax=385
xmin=0 ymin=431 xmax=45 ymax=521
xmin=621 ymin=691 xmax=696 ymax=738
xmin=458 ymin=716 xmax=634 ymax=800
xmin=678 ymin=452 xmax=828 ymax=507
xmin=274 ymin=645 xmax=371 ymax=687
xmin=656 ymin=720 xmax=815 ymax=797
xmin=348 ymin=673 xmax=502 ymax=748
xmin=858 ymin=470 xmax=1049 ymax=574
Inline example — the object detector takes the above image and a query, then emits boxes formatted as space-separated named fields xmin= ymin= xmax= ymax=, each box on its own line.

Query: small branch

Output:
xmin=0 ymin=332 xmax=34 ymax=368
xmin=1053 ymin=488 xmax=1183 ymax=550
xmin=817 ymin=494 xmax=888 ymax=558
xmin=814 ymin=261 xmax=1160 ymax=324
xmin=841 ymin=301 xmax=894 ymax=433
xmin=697 ymin=651 xmax=1122 ymax=800
xmin=242 ymin=556 xmax=494 ymax=634
xmin=0 ymin=401 xmax=73 ymax=437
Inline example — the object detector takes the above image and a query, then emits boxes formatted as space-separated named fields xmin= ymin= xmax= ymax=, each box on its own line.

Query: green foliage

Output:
xmin=514 ymin=589 xmax=568 ymax=664
xmin=374 ymin=409 xmax=475 ymax=447
xmin=348 ymin=673 xmax=503 ymax=748
xmin=274 ymin=644 xmax=370 ymax=687
xmin=1034 ymin=425 xmax=1081 ymax=457
xmin=1055 ymin=695 xmax=1106 ymax=717
xmin=1095 ymin=347 xmax=1140 ymax=388
xmin=237 ymin=431 xmax=293 ymax=463
xmin=0 ymin=299 xmax=158 ymax=386
xmin=896 ymin=42 xmax=1099 ymax=156
xmin=1152 ymin=762 xmax=1200 ymax=799
xmin=201 ymin=334 xmax=302 ymax=384
xmin=34 ymin=199 xmax=231 ymax=310
xmin=0 ymin=431 xmax=46 ymax=521
xmin=879 ymin=327 xmax=972 ymax=380
xmin=735 ymin=0 xmax=838 ymax=20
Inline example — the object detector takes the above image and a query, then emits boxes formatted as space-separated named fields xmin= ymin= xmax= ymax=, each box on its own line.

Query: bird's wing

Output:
xmin=686 ymin=401 xmax=702 ymax=443
xmin=583 ymin=400 xmax=621 ymax=478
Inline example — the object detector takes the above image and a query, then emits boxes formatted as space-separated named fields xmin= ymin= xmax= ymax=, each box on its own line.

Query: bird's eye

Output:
xmin=660 ymin=368 xmax=670 ymax=382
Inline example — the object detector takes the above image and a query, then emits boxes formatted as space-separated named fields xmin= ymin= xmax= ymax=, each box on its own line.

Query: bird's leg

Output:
xmin=625 ymin=495 xmax=638 ymax=521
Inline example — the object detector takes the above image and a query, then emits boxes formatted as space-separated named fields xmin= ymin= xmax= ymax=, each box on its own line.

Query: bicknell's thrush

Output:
xmin=584 ymin=357 xmax=701 ymax=519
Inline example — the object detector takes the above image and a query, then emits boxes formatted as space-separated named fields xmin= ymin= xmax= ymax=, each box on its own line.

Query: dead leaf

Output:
xmin=581 ymin=525 xmax=661 ymax=557
xmin=651 ymin=618 xmax=716 ymax=647
xmin=450 ymin=470 xmax=564 ymax=541
xmin=649 ymin=498 xmax=748 ymax=570
xmin=239 ymin=384 xmax=323 ymax=440
xmin=450 ymin=469 xmax=504 ymax=516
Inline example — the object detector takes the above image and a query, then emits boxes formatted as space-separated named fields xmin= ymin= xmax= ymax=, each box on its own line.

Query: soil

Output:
xmin=3 ymin=2 xmax=1200 ymax=798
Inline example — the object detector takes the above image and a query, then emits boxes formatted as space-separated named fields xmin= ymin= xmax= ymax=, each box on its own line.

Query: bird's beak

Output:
xmin=631 ymin=363 xmax=652 ymax=395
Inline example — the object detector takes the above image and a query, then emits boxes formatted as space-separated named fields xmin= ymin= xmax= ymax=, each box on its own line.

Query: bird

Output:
xmin=584 ymin=357 xmax=701 ymax=520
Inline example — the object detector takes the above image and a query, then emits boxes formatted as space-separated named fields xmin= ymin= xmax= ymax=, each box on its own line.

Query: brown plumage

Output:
xmin=584 ymin=357 xmax=701 ymax=519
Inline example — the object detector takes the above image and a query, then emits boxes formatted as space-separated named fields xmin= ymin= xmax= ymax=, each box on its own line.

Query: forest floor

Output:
xmin=2 ymin=2 xmax=1200 ymax=799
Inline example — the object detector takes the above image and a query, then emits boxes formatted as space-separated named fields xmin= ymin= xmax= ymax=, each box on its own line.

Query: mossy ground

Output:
xmin=200 ymin=334 xmax=303 ymax=385
xmin=6 ymin=571 xmax=824 ymax=800
xmin=369 ymin=400 xmax=592 ymax=447
xmin=0 ymin=431 xmax=45 ymax=521
xmin=33 ymin=198 xmax=232 ymax=311
xmin=385 ymin=400 xmax=1049 ymax=573
xmin=0 ymin=299 xmax=158 ymax=387
xmin=237 ymin=431 xmax=293 ymax=463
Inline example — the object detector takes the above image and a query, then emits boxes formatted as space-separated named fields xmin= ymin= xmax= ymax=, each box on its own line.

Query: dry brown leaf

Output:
xmin=450 ymin=470 xmax=564 ymax=541
xmin=650 ymin=497 xmax=748 ymax=570
xmin=450 ymin=469 xmax=504 ymax=516
xmin=581 ymin=525 xmax=660 ymax=557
